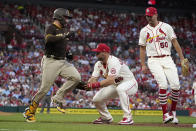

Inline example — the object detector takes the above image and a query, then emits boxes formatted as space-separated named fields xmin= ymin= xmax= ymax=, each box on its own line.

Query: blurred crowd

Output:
xmin=0 ymin=2 xmax=195 ymax=110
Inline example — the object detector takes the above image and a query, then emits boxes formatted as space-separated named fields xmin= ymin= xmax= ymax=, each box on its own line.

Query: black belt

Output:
xmin=46 ymin=55 xmax=65 ymax=60
xmin=148 ymin=55 xmax=170 ymax=58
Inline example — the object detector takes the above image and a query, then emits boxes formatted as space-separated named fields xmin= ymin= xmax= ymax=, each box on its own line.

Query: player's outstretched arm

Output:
xmin=140 ymin=46 xmax=148 ymax=74
xmin=86 ymin=76 xmax=123 ymax=89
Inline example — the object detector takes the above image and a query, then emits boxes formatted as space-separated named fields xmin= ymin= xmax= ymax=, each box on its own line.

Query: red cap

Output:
xmin=145 ymin=7 xmax=157 ymax=16
xmin=92 ymin=43 xmax=111 ymax=53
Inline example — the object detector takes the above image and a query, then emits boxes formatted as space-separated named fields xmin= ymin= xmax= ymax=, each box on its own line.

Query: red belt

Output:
xmin=148 ymin=55 xmax=170 ymax=58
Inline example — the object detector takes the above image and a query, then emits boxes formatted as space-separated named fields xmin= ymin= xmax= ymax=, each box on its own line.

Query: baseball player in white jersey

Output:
xmin=86 ymin=43 xmax=138 ymax=125
xmin=192 ymin=79 xmax=196 ymax=105
xmin=139 ymin=7 xmax=186 ymax=124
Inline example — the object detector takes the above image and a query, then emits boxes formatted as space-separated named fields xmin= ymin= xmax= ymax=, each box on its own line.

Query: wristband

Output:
xmin=87 ymin=82 xmax=101 ymax=89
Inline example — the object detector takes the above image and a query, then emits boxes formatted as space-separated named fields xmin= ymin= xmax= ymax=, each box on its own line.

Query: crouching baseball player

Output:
xmin=86 ymin=43 xmax=138 ymax=125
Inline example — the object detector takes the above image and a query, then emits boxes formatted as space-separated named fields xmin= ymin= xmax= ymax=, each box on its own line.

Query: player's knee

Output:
xmin=159 ymin=86 xmax=167 ymax=90
xmin=171 ymin=85 xmax=180 ymax=90
xmin=159 ymin=83 xmax=168 ymax=90
xmin=72 ymin=73 xmax=81 ymax=82
xmin=116 ymin=87 xmax=124 ymax=95
xmin=92 ymin=96 xmax=101 ymax=103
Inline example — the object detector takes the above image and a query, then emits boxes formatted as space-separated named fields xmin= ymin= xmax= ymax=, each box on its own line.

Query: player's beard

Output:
xmin=98 ymin=57 xmax=104 ymax=61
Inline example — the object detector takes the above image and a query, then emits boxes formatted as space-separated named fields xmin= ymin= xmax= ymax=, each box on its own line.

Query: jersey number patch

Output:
xmin=160 ymin=42 xmax=168 ymax=48
xmin=111 ymin=68 xmax=116 ymax=74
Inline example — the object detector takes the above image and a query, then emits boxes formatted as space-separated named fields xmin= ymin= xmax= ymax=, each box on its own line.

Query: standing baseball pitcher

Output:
xmin=87 ymin=43 xmax=138 ymax=125
xmin=192 ymin=79 xmax=196 ymax=105
xmin=23 ymin=8 xmax=81 ymax=122
xmin=139 ymin=7 xmax=188 ymax=124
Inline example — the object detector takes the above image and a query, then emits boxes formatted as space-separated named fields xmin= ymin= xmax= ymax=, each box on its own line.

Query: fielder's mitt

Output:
xmin=66 ymin=50 xmax=73 ymax=60
xmin=181 ymin=58 xmax=190 ymax=76
xmin=75 ymin=81 xmax=88 ymax=91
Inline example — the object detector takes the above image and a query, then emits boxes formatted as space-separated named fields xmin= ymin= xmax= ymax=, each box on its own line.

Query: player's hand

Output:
xmin=75 ymin=81 xmax=89 ymax=91
xmin=142 ymin=65 xmax=149 ymax=74
xmin=66 ymin=50 xmax=73 ymax=60
xmin=63 ymin=32 xmax=75 ymax=39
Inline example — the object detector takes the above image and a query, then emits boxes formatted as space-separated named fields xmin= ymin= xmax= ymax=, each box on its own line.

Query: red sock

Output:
xmin=159 ymin=89 xmax=167 ymax=115
xmin=170 ymin=89 xmax=180 ymax=112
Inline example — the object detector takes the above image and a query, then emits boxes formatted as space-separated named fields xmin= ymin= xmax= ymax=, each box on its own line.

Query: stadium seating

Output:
xmin=0 ymin=2 xmax=195 ymax=110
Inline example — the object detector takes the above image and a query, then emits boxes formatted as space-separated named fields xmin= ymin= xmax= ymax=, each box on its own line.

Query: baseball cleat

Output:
xmin=118 ymin=117 xmax=134 ymax=125
xmin=56 ymin=106 xmax=66 ymax=114
xmin=163 ymin=113 xmax=173 ymax=124
xmin=23 ymin=108 xmax=36 ymax=122
xmin=26 ymin=113 xmax=36 ymax=122
xmin=171 ymin=117 xmax=179 ymax=124
xmin=93 ymin=117 xmax=113 ymax=124
xmin=170 ymin=111 xmax=179 ymax=124
xmin=52 ymin=98 xmax=66 ymax=113
xmin=23 ymin=107 xmax=30 ymax=118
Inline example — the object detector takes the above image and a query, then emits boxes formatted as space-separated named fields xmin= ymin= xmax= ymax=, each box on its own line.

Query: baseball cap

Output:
xmin=92 ymin=43 xmax=111 ymax=53
xmin=145 ymin=7 xmax=157 ymax=16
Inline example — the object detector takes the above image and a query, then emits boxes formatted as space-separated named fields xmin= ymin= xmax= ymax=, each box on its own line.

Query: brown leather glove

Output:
xmin=181 ymin=58 xmax=190 ymax=76
xmin=75 ymin=81 xmax=89 ymax=91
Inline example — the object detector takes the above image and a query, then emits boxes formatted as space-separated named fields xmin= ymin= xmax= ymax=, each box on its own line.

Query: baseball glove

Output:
xmin=181 ymin=58 xmax=190 ymax=76
xmin=66 ymin=50 xmax=73 ymax=60
xmin=75 ymin=81 xmax=88 ymax=91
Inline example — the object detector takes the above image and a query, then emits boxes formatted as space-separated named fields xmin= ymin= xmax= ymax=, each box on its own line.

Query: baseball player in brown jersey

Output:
xmin=23 ymin=8 xmax=81 ymax=122
xmin=139 ymin=7 xmax=186 ymax=124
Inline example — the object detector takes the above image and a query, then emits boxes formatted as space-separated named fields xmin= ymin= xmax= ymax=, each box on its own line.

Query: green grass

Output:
xmin=0 ymin=113 xmax=196 ymax=131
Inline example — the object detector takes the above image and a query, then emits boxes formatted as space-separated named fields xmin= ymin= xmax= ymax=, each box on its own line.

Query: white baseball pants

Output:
xmin=147 ymin=56 xmax=180 ymax=90
xmin=194 ymin=89 xmax=196 ymax=105
xmin=92 ymin=79 xmax=138 ymax=120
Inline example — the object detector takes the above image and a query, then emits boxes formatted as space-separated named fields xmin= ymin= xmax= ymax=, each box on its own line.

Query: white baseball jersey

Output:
xmin=193 ymin=81 xmax=196 ymax=105
xmin=193 ymin=81 xmax=196 ymax=95
xmin=139 ymin=21 xmax=177 ymax=56
xmin=92 ymin=55 xmax=135 ymax=81
xmin=92 ymin=55 xmax=138 ymax=120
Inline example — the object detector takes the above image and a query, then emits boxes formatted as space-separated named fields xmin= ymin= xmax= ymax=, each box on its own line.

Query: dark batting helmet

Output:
xmin=53 ymin=8 xmax=72 ymax=26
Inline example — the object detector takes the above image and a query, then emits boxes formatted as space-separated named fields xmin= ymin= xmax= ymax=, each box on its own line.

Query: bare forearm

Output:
xmin=88 ymin=77 xmax=98 ymax=83
xmin=100 ymin=77 xmax=115 ymax=87
xmin=140 ymin=46 xmax=147 ymax=66
xmin=172 ymin=39 xmax=184 ymax=60
xmin=87 ymin=76 xmax=123 ymax=89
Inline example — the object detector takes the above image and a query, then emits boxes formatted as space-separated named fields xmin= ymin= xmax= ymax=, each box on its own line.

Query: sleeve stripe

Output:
xmin=45 ymin=34 xmax=53 ymax=40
